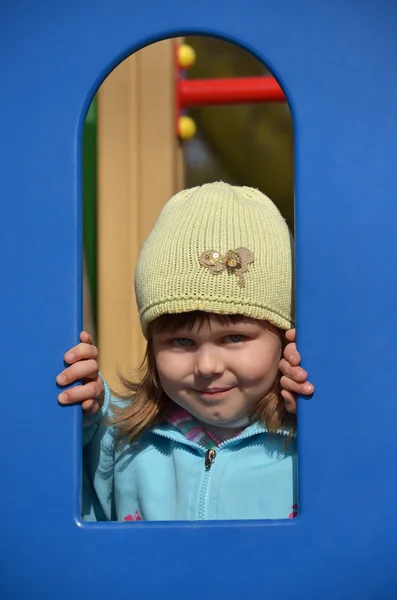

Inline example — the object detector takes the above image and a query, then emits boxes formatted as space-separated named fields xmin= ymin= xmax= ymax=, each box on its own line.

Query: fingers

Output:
xmin=63 ymin=342 xmax=99 ymax=365
xmin=283 ymin=330 xmax=300 ymax=367
xmin=57 ymin=358 xmax=98 ymax=387
xmin=280 ymin=374 xmax=314 ymax=396
xmin=81 ymin=399 xmax=102 ymax=417
xmin=283 ymin=342 xmax=301 ymax=367
xmin=80 ymin=330 xmax=93 ymax=345
xmin=58 ymin=379 xmax=102 ymax=406
xmin=281 ymin=390 xmax=297 ymax=414
xmin=279 ymin=358 xmax=308 ymax=383
xmin=57 ymin=332 xmax=103 ymax=413
xmin=281 ymin=328 xmax=314 ymax=403
xmin=285 ymin=328 xmax=296 ymax=343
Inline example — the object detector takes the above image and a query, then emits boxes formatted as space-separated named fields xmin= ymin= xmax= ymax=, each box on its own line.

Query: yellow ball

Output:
xmin=178 ymin=44 xmax=196 ymax=69
xmin=178 ymin=116 xmax=197 ymax=140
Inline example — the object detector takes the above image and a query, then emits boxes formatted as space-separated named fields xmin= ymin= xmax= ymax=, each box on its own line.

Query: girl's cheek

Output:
xmin=237 ymin=354 xmax=279 ymax=384
xmin=157 ymin=352 xmax=191 ymax=379
xmin=154 ymin=354 xmax=172 ymax=380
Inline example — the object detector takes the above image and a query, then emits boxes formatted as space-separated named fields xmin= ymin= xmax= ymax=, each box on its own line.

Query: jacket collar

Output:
xmin=151 ymin=418 xmax=294 ymax=452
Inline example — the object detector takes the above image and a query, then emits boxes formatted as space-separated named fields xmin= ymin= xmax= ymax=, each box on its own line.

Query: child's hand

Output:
xmin=56 ymin=331 xmax=104 ymax=417
xmin=279 ymin=328 xmax=314 ymax=413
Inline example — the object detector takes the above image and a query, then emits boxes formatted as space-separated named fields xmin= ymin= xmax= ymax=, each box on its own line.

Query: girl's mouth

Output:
xmin=194 ymin=387 xmax=235 ymax=398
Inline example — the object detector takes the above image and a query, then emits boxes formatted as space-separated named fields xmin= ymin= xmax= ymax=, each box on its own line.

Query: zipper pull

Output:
xmin=205 ymin=449 xmax=216 ymax=470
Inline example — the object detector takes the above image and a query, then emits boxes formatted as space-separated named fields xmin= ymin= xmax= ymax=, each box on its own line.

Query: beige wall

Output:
xmin=97 ymin=39 xmax=183 ymax=389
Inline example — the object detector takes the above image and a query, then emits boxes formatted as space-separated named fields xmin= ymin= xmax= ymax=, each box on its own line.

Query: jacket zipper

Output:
xmin=198 ymin=449 xmax=217 ymax=519
xmin=205 ymin=448 xmax=216 ymax=470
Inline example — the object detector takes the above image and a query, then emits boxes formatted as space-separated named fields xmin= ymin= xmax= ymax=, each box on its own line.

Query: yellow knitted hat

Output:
xmin=135 ymin=182 xmax=294 ymax=333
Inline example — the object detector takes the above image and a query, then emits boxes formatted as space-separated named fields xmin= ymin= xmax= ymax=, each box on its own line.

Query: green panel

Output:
xmin=82 ymin=98 xmax=98 ymax=330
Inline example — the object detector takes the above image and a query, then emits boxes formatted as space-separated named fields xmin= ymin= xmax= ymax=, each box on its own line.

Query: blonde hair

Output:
xmin=110 ymin=312 xmax=295 ymax=447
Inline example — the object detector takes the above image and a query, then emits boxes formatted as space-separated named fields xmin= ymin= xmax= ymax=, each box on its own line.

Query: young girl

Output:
xmin=57 ymin=182 xmax=313 ymax=521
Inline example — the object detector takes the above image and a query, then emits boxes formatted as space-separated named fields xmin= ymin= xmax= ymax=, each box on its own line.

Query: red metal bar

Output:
xmin=178 ymin=76 xmax=285 ymax=108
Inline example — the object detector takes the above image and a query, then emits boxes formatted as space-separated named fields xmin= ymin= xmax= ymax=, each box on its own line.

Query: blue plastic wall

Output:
xmin=1 ymin=1 xmax=397 ymax=598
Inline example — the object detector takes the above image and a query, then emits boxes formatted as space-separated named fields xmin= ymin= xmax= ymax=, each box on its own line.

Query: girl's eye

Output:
xmin=172 ymin=337 xmax=195 ymax=347
xmin=224 ymin=334 xmax=246 ymax=343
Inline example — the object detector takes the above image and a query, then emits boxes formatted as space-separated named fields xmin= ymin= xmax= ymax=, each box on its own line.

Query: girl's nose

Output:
xmin=194 ymin=346 xmax=224 ymax=378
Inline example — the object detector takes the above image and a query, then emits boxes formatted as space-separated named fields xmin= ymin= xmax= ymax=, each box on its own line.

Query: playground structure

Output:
xmin=95 ymin=40 xmax=183 ymax=387
xmin=2 ymin=1 xmax=397 ymax=598
xmin=175 ymin=42 xmax=285 ymax=138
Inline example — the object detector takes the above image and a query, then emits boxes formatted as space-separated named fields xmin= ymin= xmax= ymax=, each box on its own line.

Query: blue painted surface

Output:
xmin=1 ymin=1 xmax=397 ymax=597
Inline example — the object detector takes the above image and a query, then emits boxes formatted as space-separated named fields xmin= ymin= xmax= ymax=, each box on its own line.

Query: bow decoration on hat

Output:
xmin=199 ymin=248 xmax=254 ymax=287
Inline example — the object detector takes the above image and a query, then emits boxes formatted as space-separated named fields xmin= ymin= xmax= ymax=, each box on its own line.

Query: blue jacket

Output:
xmin=82 ymin=384 xmax=298 ymax=522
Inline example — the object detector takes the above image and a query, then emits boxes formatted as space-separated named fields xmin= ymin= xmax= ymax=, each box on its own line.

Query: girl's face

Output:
xmin=152 ymin=315 xmax=282 ymax=429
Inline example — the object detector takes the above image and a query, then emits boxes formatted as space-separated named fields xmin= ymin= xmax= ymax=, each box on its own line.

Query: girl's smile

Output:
xmin=152 ymin=315 xmax=282 ymax=435
xmin=193 ymin=386 xmax=237 ymax=398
